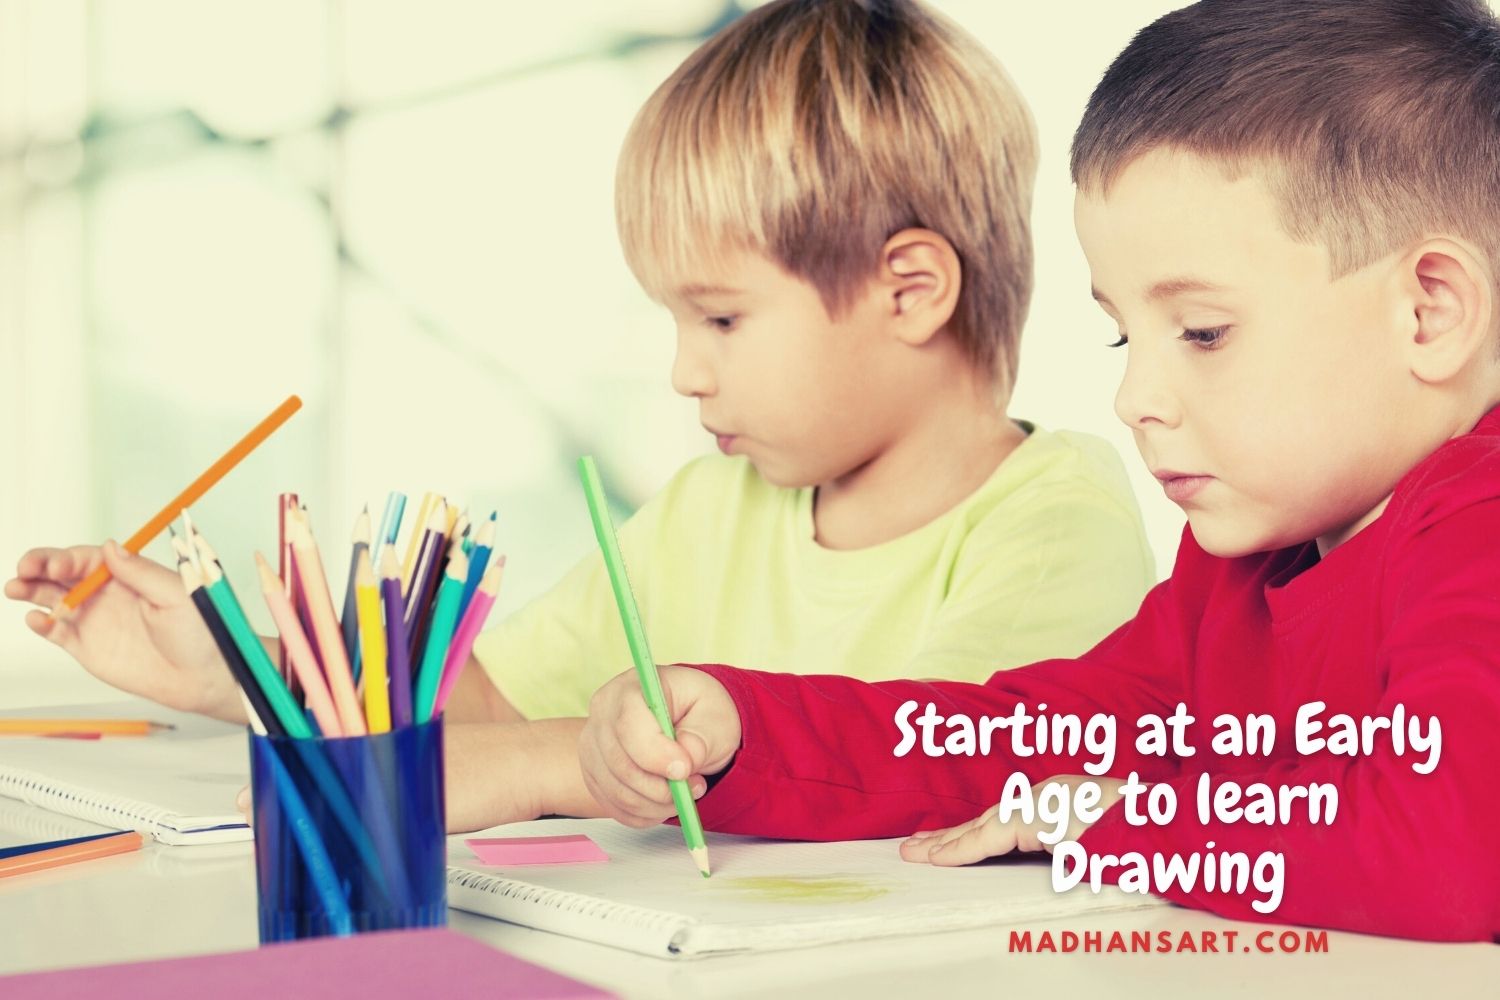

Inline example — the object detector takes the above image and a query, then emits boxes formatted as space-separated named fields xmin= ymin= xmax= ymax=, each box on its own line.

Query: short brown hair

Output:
xmin=616 ymin=0 xmax=1038 ymax=389
xmin=1070 ymin=0 xmax=1500 ymax=282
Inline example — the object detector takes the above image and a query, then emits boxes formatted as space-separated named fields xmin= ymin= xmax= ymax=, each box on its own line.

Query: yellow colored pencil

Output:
xmin=355 ymin=548 xmax=390 ymax=733
xmin=401 ymin=493 xmax=438 ymax=592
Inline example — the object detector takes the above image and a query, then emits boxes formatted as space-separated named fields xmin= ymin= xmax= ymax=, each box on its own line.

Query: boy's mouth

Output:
xmin=1153 ymin=470 xmax=1212 ymax=504
xmin=704 ymin=425 xmax=737 ymax=454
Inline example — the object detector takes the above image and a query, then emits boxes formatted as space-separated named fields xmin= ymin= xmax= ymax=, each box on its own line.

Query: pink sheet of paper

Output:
xmin=0 ymin=928 xmax=611 ymax=999
xmin=467 ymin=834 xmax=610 ymax=866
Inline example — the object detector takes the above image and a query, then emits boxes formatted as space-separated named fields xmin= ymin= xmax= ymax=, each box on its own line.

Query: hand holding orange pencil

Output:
xmin=4 ymin=541 xmax=251 ymax=722
xmin=54 ymin=395 xmax=302 ymax=617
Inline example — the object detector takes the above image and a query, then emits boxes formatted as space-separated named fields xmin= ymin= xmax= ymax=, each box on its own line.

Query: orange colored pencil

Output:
xmin=287 ymin=509 xmax=367 ymax=736
xmin=0 ymin=719 xmax=171 ymax=737
xmin=0 ymin=831 xmax=144 ymax=879
xmin=55 ymin=395 xmax=302 ymax=616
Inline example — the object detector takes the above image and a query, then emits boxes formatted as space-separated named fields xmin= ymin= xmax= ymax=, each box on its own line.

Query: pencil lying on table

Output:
xmin=0 ymin=719 xmax=173 ymax=737
xmin=0 ymin=831 xmax=144 ymax=879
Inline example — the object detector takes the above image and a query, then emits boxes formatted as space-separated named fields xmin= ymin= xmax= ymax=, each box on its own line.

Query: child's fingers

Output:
xmin=15 ymin=547 xmax=67 ymax=580
xmin=601 ymin=735 xmax=678 ymax=809
xmin=4 ymin=578 xmax=68 ymax=608
xmin=100 ymin=541 xmax=183 ymax=606
xmin=927 ymin=811 xmax=1016 ymax=867
xmin=43 ymin=546 xmax=103 ymax=584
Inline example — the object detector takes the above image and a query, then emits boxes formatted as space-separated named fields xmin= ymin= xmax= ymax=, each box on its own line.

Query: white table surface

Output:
xmin=0 ymin=693 xmax=1494 ymax=998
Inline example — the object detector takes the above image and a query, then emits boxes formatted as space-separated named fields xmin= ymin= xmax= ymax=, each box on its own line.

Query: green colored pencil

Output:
xmin=414 ymin=547 xmax=468 ymax=723
xmin=577 ymin=456 xmax=710 ymax=877
xmin=201 ymin=561 xmax=313 ymax=739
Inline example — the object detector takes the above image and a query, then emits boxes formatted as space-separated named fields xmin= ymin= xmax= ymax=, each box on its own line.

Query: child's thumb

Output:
xmin=675 ymin=728 xmax=714 ymax=775
xmin=101 ymin=541 xmax=183 ymax=606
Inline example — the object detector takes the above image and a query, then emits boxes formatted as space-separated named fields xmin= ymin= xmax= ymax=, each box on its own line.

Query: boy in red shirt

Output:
xmin=577 ymin=0 xmax=1500 ymax=941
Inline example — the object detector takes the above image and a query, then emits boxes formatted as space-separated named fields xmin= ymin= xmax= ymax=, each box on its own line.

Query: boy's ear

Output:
xmin=876 ymin=228 xmax=961 ymax=346
xmin=1402 ymin=238 xmax=1495 ymax=384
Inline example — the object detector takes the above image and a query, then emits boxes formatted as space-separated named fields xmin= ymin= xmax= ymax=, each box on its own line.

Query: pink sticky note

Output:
xmin=467 ymin=834 xmax=610 ymax=866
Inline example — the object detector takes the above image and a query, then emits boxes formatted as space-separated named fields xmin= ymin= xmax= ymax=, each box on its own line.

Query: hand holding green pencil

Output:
xmin=576 ymin=456 xmax=730 ymax=877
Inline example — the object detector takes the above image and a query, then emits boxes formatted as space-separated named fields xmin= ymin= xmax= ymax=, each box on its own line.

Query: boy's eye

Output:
xmin=705 ymin=315 xmax=738 ymax=333
xmin=1180 ymin=325 xmax=1229 ymax=349
xmin=1107 ymin=334 xmax=1128 ymax=348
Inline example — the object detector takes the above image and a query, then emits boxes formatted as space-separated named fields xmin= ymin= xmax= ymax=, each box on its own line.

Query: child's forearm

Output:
xmin=443 ymin=717 xmax=603 ymax=833
xmin=440 ymin=658 xmax=527 ymax=723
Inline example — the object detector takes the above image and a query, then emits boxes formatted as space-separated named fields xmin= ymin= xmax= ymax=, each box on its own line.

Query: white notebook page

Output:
xmin=448 ymin=818 xmax=1162 ymax=958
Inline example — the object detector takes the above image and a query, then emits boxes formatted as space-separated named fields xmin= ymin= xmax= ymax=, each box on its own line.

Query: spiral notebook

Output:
xmin=0 ymin=702 xmax=250 ymax=846
xmin=447 ymin=819 xmax=1163 ymax=960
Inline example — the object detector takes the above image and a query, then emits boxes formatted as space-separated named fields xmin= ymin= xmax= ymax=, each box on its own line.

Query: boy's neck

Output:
xmin=812 ymin=381 xmax=1026 ymax=551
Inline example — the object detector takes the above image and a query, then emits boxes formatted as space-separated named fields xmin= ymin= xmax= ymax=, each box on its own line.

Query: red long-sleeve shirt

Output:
xmin=686 ymin=409 xmax=1500 ymax=942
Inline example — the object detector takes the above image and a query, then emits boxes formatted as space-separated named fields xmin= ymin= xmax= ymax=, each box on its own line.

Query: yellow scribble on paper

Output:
xmin=716 ymin=874 xmax=895 ymax=904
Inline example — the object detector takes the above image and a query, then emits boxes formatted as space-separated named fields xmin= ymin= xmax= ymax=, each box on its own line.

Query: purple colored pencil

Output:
xmin=404 ymin=504 xmax=449 ymax=660
xmin=380 ymin=546 xmax=414 ymax=728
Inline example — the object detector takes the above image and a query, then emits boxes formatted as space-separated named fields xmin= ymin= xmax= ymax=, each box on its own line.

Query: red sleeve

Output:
xmin=686 ymin=564 xmax=1192 ymax=840
xmin=1083 ymin=498 xmax=1500 ymax=941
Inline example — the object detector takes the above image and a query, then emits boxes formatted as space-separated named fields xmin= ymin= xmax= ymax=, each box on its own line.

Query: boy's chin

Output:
xmin=743 ymin=455 xmax=819 ymax=490
xmin=1185 ymin=514 xmax=1285 ymax=560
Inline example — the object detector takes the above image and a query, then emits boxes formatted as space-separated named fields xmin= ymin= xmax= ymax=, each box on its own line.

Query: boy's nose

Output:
xmin=671 ymin=331 xmax=717 ymax=398
xmin=1113 ymin=350 xmax=1180 ymax=430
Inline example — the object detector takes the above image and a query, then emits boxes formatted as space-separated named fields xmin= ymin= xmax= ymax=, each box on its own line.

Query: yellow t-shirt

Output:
xmin=473 ymin=424 xmax=1155 ymax=719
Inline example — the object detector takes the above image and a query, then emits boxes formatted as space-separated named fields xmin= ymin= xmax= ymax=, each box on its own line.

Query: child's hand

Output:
xmin=899 ymin=775 xmax=1126 ymax=866
xmin=4 ymin=541 xmax=246 ymax=721
xmin=578 ymin=665 xmax=742 ymax=828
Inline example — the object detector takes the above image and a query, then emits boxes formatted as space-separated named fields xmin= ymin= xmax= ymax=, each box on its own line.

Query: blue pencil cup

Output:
xmin=249 ymin=717 xmax=447 ymax=943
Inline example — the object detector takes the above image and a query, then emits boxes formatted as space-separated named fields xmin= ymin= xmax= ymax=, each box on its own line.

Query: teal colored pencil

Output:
xmin=577 ymin=456 xmax=710 ymax=877
xmin=414 ymin=548 xmax=468 ymax=723
xmin=201 ymin=561 xmax=313 ymax=739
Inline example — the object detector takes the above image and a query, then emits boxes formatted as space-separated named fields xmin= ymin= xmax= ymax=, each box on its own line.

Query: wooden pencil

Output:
xmin=286 ymin=509 xmax=367 ymax=737
xmin=379 ymin=546 xmax=414 ymax=728
xmin=56 ymin=395 xmax=301 ymax=616
xmin=354 ymin=547 xmax=391 ymax=733
xmin=254 ymin=552 xmax=343 ymax=737
xmin=433 ymin=555 xmax=505 ymax=717
xmin=414 ymin=549 xmax=467 ymax=723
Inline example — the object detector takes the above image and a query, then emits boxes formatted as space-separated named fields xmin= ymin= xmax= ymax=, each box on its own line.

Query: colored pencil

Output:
xmin=55 ymin=395 xmax=301 ymax=616
xmin=0 ymin=719 xmax=172 ymax=737
xmin=403 ymin=502 xmax=449 ymax=660
xmin=457 ymin=512 xmax=496 ymax=622
xmin=433 ymin=556 xmax=505 ymax=717
xmin=343 ymin=506 xmax=372 ymax=683
xmin=198 ymin=557 xmax=313 ymax=739
xmin=0 ymin=830 xmax=144 ymax=879
xmin=577 ymin=456 xmax=710 ymax=877
xmin=251 ymin=741 xmax=353 ymax=936
xmin=401 ymin=492 xmax=438 ymax=591
xmin=0 ymin=831 xmax=126 ymax=860
xmin=340 ymin=503 xmax=369 ymax=659
xmin=354 ymin=547 xmax=391 ymax=733
xmin=379 ymin=546 xmax=414 ymax=728
xmin=254 ymin=553 xmax=343 ymax=737
xmin=181 ymin=559 xmax=290 ymax=738
xmin=287 ymin=510 xmax=367 ymax=737
xmin=373 ymin=492 xmax=406 ymax=567
xmin=414 ymin=549 xmax=467 ymax=723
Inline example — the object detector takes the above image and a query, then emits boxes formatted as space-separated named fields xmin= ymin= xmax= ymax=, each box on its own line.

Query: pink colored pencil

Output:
xmin=287 ymin=509 xmax=367 ymax=736
xmin=432 ymin=556 xmax=505 ymax=716
xmin=254 ymin=553 xmax=343 ymax=736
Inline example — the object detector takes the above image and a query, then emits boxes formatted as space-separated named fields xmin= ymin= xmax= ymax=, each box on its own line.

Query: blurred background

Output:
xmin=1 ymin=0 xmax=1205 ymax=705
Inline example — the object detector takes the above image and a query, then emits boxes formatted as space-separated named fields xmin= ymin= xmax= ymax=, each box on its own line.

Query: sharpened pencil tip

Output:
xmin=691 ymin=846 xmax=710 ymax=877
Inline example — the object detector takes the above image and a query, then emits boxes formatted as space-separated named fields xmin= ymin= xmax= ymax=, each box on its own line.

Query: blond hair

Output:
xmin=1071 ymin=0 xmax=1500 ymax=283
xmin=616 ymin=0 xmax=1038 ymax=389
